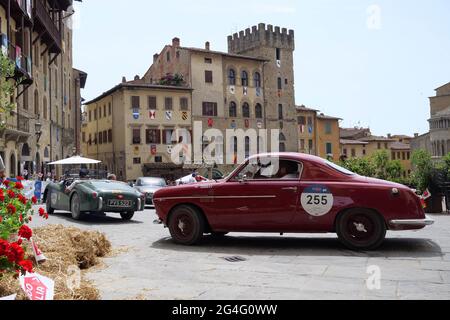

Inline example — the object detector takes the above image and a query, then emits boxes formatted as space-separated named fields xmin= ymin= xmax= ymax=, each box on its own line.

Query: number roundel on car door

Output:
xmin=300 ymin=185 xmax=334 ymax=217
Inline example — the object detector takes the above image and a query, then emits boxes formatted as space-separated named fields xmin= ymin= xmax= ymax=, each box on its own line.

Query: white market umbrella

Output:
xmin=48 ymin=156 xmax=101 ymax=165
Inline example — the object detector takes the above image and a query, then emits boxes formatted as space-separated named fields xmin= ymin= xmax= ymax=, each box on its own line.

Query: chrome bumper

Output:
xmin=390 ymin=216 xmax=435 ymax=227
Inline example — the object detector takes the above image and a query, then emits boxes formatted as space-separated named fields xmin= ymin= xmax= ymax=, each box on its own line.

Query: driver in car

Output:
xmin=65 ymin=170 xmax=87 ymax=193
xmin=278 ymin=161 xmax=299 ymax=180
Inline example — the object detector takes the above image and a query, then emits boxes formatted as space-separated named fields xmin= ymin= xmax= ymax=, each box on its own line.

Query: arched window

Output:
xmin=279 ymin=143 xmax=286 ymax=152
xmin=277 ymin=77 xmax=282 ymax=90
xmin=245 ymin=137 xmax=250 ymax=159
xmin=34 ymin=90 xmax=39 ymax=115
xmin=255 ymin=104 xmax=263 ymax=119
xmin=241 ymin=71 xmax=249 ymax=87
xmin=228 ymin=69 xmax=236 ymax=85
xmin=242 ymin=103 xmax=250 ymax=118
xmin=43 ymin=96 xmax=48 ymax=120
xmin=229 ymin=102 xmax=237 ymax=117
xmin=22 ymin=144 xmax=31 ymax=157
xmin=278 ymin=104 xmax=283 ymax=120
xmin=10 ymin=153 xmax=16 ymax=176
xmin=254 ymin=72 xmax=261 ymax=88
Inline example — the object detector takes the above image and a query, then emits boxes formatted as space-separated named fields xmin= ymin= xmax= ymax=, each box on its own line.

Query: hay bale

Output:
xmin=0 ymin=225 xmax=111 ymax=300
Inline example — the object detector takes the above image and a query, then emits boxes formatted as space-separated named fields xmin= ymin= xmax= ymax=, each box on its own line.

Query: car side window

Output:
xmin=234 ymin=158 xmax=302 ymax=181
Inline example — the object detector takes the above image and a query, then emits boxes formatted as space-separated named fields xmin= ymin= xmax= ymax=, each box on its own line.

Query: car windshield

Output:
xmin=325 ymin=161 xmax=356 ymax=176
xmin=140 ymin=178 xmax=166 ymax=187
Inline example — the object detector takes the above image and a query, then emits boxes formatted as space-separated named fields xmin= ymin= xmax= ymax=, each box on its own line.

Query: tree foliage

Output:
xmin=0 ymin=52 xmax=17 ymax=130
xmin=339 ymin=150 xmax=405 ymax=184
xmin=410 ymin=150 xmax=434 ymax=192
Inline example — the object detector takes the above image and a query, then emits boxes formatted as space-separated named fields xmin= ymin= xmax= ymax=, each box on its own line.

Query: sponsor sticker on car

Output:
xmin=300 ymin=185 xmax=334 ymax=217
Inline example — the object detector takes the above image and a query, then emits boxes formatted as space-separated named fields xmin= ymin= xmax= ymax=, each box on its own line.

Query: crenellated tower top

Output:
xmin=228 ymin=23 xmax=295 ymax=54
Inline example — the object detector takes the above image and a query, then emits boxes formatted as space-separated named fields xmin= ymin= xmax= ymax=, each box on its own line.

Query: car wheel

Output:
xmin=120 ymin=211 xmax=135 ymax=221
xmin=168 ymin=205 xmax=205 ymax=245
xmin=70 ymin=193 xmax=84 ymax=221
xmin=336 ymin=209 xmax=386 ymax=251
xmin=46 ymin=194 xmax=55 ymax=215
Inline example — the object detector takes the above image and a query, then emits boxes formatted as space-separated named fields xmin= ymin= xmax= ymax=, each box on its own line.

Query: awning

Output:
xmin=48 ymin=156 xmax=101 ymax=165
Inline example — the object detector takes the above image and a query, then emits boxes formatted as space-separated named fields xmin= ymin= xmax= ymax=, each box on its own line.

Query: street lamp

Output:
xmin=35 ymin=120 xmax=42 ymax=143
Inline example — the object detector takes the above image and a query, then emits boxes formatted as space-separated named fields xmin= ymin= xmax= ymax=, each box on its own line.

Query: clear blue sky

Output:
xmin=72 ymin=0 xmax=450 ymax=137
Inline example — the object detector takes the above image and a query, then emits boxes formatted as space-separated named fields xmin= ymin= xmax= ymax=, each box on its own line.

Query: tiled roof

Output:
xmin=390 ymin=142 xmax=411 ymax=150
xmin=84 ymin=83 xmax=193 ymax=105
xmin=296 ymin=105 xmax=319 ymax=112
xmin=361 ymin=135 xmax=396 ymax=142
xmin=180 ymin=46 xmax=268 ymax=62
xmin=340 ymin=139 xmax=369 ymax=145
xmin=340 ymin=127 xmax=371 ymax=139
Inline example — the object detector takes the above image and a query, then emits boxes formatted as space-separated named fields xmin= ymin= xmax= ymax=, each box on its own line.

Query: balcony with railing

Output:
xmin=0 ymin=34 xmax=33 ymax=84
xmin=0 ymin=0 xmax=33 ymax=25
xmin=0 ymin=112 xmax=31 ymax=143
xmin=33 ymin=0 xmax=62 ymax=54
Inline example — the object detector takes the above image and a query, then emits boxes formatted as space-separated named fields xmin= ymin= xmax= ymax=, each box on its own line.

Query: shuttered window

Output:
xmin=132 ymin=96 xmax=140 ymax=109
xmin=148 ymin=96 xmax=157 ymax=109
xmin=202 ymin=102 xmax=217 ymax=116
xmin=132 ymin=129 xmax=141 ymax=144
xmin=146 ymin=129 xmax=161 ymax=144
xmin=205 ymin=70 xmax=213 ymax=83
xmin=180 ymin=98 xmax=189 ymax=111
xmin=165 ymin=97 xmax=173 ymax=110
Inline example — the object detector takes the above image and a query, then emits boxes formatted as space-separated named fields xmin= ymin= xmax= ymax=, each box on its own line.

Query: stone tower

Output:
xmin=228 ymin=23 xmax=298 ymax=152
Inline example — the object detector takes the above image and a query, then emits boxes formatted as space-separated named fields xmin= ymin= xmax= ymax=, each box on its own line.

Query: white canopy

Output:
xmin=48 ymin=156 xmax=102 ymax=165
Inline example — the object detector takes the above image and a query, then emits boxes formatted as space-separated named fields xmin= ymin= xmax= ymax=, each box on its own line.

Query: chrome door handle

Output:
xmin=282 ymin=187 xmax=298 ymax=192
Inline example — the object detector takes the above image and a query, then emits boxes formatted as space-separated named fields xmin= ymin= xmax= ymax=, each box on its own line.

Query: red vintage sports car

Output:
xmin=153 ymin=153 xmax=434 ymax=250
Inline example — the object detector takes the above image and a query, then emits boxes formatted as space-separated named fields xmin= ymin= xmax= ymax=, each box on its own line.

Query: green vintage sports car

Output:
xmin=43 ymin=179 xmax=145 ymax=221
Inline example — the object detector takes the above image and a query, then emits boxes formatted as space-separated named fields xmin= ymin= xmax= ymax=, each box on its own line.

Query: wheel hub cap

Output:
xmin=354 ymin=222 xmax=368 ymax=233
xmin=178 ymin=220 xmax=186 ymax=233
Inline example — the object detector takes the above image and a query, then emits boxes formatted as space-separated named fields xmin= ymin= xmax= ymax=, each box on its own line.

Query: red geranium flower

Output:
xmin=31 ymin=196 xmax=38 ymax=204
xmin=3 ymin=180 xmax=10 ymax=187
xmin=19 ymin=260 xmax=34 ymax=274
xmin=7 ymin=204 xmax=16 ymax=215
xmin=39 ymin=208 xmax=45 ymax=217
xmin=0 ymin=239 xmax=10 ymax=256
xmin=16 ymin=176 xmax=24 ymax=181
xmin=18 ymin=194 xmax=28 ymax=205
xmin=7 ymin=190 xmax=15 ymax=199
xmin=6 ymin=243 xmax=24 ymax=263
xmin=0 ymin=216 xmax=2 ymax=223
xmin=14 ymin=182 xmax=24 ymax=190
xmin=18 ymin=225 xmax=33 ymax=240
xmin=0 ymin=193 xmax=4 ymax=202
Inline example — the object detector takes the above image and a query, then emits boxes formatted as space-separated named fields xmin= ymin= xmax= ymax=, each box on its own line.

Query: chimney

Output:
xmin=134 ymin=75 xmax=140 ymax=81
xmin=205 ymin=41 xmax=210 ymax=51
xmin=153 ymin=53 xmax=159 ymax=63
xmin=414 ymin=133 xmax=419 ymax=138
xmin=387 ymin=134 xmax=392 ymax=139
xmin=172 ymin=37 xmax=180 ymax=47
xmin=122 ymin=76 xmax=126 ymax=83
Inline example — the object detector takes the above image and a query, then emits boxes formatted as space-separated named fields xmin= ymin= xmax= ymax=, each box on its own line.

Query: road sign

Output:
xmin=20 ymin=273 xmax=54 ymax=301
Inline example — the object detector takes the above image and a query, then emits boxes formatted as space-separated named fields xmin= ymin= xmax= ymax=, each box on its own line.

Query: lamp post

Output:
xmin=35 ymin=120 xmax=42 ymax=144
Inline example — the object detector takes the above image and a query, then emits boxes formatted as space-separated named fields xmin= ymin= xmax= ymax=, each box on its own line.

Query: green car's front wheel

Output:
xmin=46 ymin=194 xmax=55 ymax=215
xmin=70 ymin=193 xmax=84 ymax=221
xmin=120 ymin=211 xmax=135 ymax=221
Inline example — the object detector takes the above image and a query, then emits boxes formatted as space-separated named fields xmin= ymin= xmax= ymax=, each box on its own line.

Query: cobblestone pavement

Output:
xmin=30 ymin=207 xmax=450 ymax=300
